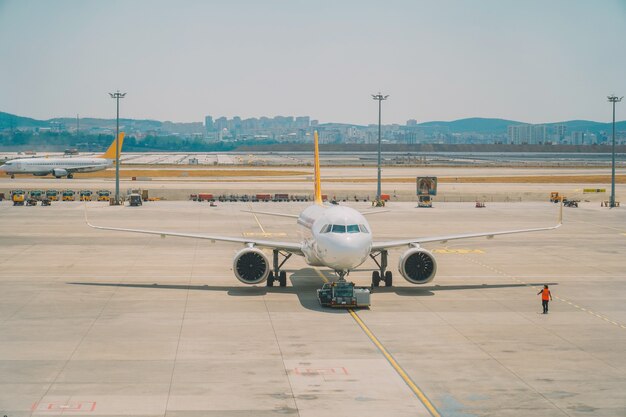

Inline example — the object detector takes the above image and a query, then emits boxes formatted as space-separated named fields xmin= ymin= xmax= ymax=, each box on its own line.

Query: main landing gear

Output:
xmin=267 ymin=249 xmax=292 ymax=287
xmin=370 ymin=250 xmax=393 ymax=287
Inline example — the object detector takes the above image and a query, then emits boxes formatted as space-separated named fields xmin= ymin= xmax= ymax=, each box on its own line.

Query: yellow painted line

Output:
xmin=463 ymin=257 xmax=626 ymax=330
xmin=313 ymin=268 xmax=440 ymax=417
xmin=348 ymin=309 xmax=441 ymax=417
xmin=251 ymin=212 xmax=266 ymax=234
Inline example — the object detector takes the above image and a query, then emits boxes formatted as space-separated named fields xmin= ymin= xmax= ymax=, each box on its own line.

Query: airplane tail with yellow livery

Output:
xmin=99 ymin=133 xmax=125 ymax=160
xmin=313 ymin=130 xmax=323 ymax=205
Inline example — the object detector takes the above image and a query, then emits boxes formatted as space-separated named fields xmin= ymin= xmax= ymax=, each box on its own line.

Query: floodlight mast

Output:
xmin=607 ymin=95 xmax=622 ymax=208
xmin=109 ymin=91 xmax=126 ymax=204
xmin=372 ymin=93 xmax=389 ymax=201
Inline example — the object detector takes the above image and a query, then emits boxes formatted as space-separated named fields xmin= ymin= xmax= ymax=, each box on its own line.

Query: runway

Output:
xmin=0 ymin=201 xmax=625 ymax=416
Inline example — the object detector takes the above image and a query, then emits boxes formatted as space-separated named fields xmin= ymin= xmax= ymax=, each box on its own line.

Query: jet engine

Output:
xmin=233 ymin=247 xmax=270 ymax=284
xmin=398 ymin=247 xmax=437 ymax=284
xmin=52 ymin=168 xmax=68 ymax=178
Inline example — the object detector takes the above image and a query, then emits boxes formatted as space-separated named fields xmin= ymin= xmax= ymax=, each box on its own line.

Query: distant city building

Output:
xmin=553 ymin=124 xmax=567 ymax=142
xmin=204 ymin=116 xmax=214 ymax=131
xmin=406 ymin=119 xmax=417 ymax=126
xmin=508 ymin=124 xmax=547 ymax=144
xmin=571 ymin=131 xmax=584 ymax=145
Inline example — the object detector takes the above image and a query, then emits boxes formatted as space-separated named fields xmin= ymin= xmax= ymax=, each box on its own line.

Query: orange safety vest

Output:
xmin=542 ymin=289 xmax=551 ymax=301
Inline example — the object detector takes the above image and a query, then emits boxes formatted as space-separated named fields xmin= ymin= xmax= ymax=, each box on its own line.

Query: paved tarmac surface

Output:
xmin=0 ymin=201 xmax=625 ymax=416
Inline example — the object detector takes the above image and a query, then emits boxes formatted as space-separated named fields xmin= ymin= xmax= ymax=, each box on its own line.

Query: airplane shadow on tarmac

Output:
xmin=67 ymin=268 xmax=557 ymax=313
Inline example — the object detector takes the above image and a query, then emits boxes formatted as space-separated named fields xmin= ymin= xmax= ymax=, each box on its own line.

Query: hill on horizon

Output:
xmin=1 ymin=112 xmax=625 ymax=135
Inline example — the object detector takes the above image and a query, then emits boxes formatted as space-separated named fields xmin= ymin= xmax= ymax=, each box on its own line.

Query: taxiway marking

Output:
xmin=462 ymin=256 xmax=626 ymax=330
xmin=250 ymin=211 xmax=266 ymax=233
xmin=314 ymin=269 xmax=441 ymax=417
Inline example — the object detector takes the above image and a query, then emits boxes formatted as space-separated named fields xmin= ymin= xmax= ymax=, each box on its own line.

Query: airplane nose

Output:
xmin=318 ymin=235 xmax=371 ymax=270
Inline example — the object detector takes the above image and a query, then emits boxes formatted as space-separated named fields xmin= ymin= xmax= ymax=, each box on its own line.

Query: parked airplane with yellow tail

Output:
xmin=1 ymin=133 xmax=124 ymax=179
xmin=86 ymin=131 xmax=561 ymax=287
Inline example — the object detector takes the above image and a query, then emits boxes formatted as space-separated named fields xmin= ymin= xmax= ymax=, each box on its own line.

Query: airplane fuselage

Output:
xmin=1 ymin=157 xmax=112 ymax=177
xmin=297 ymin=204 xmax=372 ymax=273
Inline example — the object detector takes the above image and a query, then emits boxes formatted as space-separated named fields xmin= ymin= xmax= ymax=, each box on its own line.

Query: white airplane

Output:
xmin=1 ymin=133 xmax=124 ymax=179
xmin=86 ymin=131 xmax=562 ymax=288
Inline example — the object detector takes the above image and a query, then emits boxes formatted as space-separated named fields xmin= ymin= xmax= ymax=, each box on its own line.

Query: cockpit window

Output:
xmin=320 ymin=224 xmax=331 ymax=233
xmin=346 ymin=224 xmax=360 ymax=233
xmin=359 ymin=224 xmax=369 ymax=233
xmin=331 ymin=224 xmax=346 ymax=233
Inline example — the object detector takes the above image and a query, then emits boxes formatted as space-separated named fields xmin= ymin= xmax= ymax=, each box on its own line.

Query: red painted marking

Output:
xmin=294 ymin=367 xmax=349 ymax=376
xmin=31 ymin=401 xmax=97 ymax=412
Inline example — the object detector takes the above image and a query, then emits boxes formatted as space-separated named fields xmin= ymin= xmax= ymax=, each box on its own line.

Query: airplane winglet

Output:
xmin=313 ymin=130 xmax=323 ymax=205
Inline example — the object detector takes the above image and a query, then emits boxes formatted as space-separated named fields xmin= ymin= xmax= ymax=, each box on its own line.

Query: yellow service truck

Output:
xmin=97 ymin=190 xmax=111 ymax=201
xmin=11 ymin=189 xmax=26 ymax=206
xmin=79 ymin=190 xmax=93 ymax=201
xmin=62 ymin=190 xmax=75 ymax=201
xmin=46 ymin=189 xmax=59 ymax=201
xmin=29 ymin=190 xmax=44 ymax=201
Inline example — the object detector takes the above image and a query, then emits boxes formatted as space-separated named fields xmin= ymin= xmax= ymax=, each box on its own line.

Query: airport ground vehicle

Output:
xmin=128 ymin=193 xmax=142 ymax=206
xmin=79 ymin=190 xmax=93 ymax=201
xmin=41 ymin=198 xmax=51 ymax=206
xmin=62 ymin=190 xmax=75 ymax=201
xmin=550 ymin=192 xmax=563 ymax=203
xmin=97 ymin=190 xmax=110 ymax=201
xmin=11 ymin=189 xmax=25 ymax=206
xmin=255 ymin=193 xmax=271 ymax=202
xmin=273 ymin=193 xmax=289 ymax=202
xmin=563 ymin=198 xmax=579 ymax=208
xmin=192 ymin=193 xmax=214 ymax=202
xmin=418 ymin=195 xmax=433 ymax=208
xmin=0 ymin=192 xmax=4 ymax=201
xmin=46 ymin=189 xmax=58 ymax=201
xmin=26 ymin=197 xmax=38 ymax=206
xmin=29 ymin=190 xmax=44 ymax=201
xmin=317 ymin=281 xmax=371 ymax=308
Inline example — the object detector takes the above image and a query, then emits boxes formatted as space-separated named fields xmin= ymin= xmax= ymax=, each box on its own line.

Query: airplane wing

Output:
xmin=85 ymin=213 xmax=302 ymax=253
xmin=66 ymin=165 xmax=105 ymax=173
xmin=372 ymin=204 xmax=562 ymax=251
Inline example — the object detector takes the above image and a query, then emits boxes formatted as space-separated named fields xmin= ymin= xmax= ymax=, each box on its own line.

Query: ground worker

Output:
xmin=537 ymin=285 xmax=553 ymax=314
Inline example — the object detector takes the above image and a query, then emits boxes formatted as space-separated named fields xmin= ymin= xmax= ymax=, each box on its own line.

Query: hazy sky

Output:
xmin=1 ymin=0 xmax=625 ymax=125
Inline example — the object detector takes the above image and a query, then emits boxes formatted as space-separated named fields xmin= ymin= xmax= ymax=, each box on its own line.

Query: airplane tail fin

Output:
xmin=313 ymin=130 xmax=323 ymax=205
xmin=99 ymin=133 xmax=125 ymax=159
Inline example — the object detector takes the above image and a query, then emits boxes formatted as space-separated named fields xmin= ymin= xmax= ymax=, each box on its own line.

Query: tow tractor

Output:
xmin=418 ymin=195 xmax=433 ymax=208
xmin=317 ymin=281 xmax=371 ymax=308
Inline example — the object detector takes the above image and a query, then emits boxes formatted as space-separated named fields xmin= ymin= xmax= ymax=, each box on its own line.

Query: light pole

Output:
xmin=608 ymin=95 xmax=622 ymax=208
xmin=372 ymin=93 xmax=389 ymax=201
xmin=109 ymin=91 xmax=126 ymax=204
